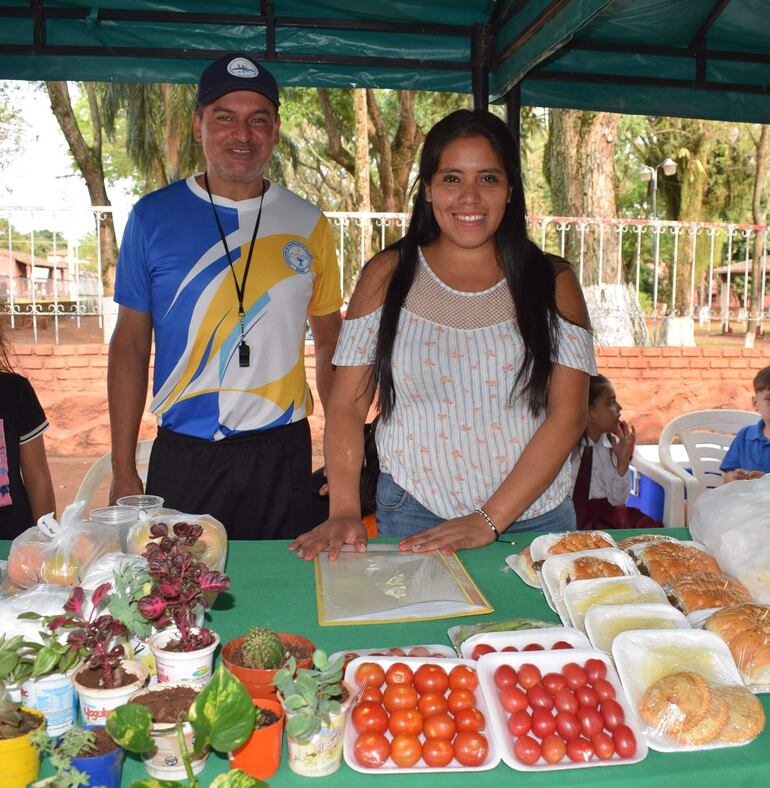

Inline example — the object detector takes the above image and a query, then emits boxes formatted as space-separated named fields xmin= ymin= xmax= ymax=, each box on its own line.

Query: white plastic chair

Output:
xmin=658 ymin=409 xmax=757 ymax=523
xmin=74 ymin=439 xmax=154 ymax=512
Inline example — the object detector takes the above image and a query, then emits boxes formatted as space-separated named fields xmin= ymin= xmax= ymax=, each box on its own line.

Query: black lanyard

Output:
xmin=203 ymin=172 xmax=265 ymax=367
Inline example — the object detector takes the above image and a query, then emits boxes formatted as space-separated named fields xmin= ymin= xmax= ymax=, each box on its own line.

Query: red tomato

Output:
xmin=499 ymin=686 xmax=528 ymax=714
xmin=386 ymin=647 xmax=407 ymax=656
xmin=454 ymin=707 xmax=486 ymax=733
xmin=523 ymin=643 xmax=545 ymax=651
xmin=592 ymin=731 xmax=614 ymax=760
xmin=555 ymin=710 xmax=580 ymax=740
xmin=541 ymin=733 xmax=566 ymax=764
xmin=353 ymin=732 xmax=390 ymax=768
xmin=513 ymin=735 xmax=541 ymax=765
xmin=593 ymin=678 xmax=616 ymax=702
xmin=531 ymin=707 xmax=557 ymax=738
xmin=600 ymin=699 xmax=625 ymax=731
xmin=449 ymin=665 xmax=479 ymax=691
xmin=471 ymin=643 xmax=496 ymax=660
xmin=423 ymin=712 xmax=456 ymax=740
xmin=447 ymin=689 xmax=476 ymax=714
xmin=418 ymin=692 xmax=448 ymax=717
xmin=413 ymin=664 xmax=449 ymax=695
xmin=388 ymin=708 xmax=424 ymax=736
xmin=612 ymin=724 xmax=637 ymax=758
xmin=355 ymin=662 xmax=386 ymax=690
xmin=584 ymin=658 xmax=607 ymax=683
xmin=507 ymin=709 xmax=532 ymax=736
xmin=575 ymin=686 xmax=599 ymax=708
xmin=383 ymin=684 xmax=418 ymax=712
xmin=359 ymin=687 xmax=383 ymax=704
xmin=407 ymin=646 xmax=430 ymax=657
xmin=502 ymin=645 xmax=519 ymax=652
xmin=542 ymin=672 xmax=567 ymax=693
xmin=494 ymin=664 xmax=518 ymax=689
xmin=385 ymin=663 xmax=414 ymax=686
xmin=566 ymin=737 xmax=594 ymax=763
xmin=577 ymin=706 xmax=604 ymax=738
xmin=527 ymin=685 xmax=555 ymax=711
xmin=343 ymin=652 xmax=359 ymax=670
xmin=390 ymin=734 xmax=422 ymax=768
xmin=552 ymin=641 xmax=574 ymax=649
xmin=517 ymin=663 xmax=542 ymax=689
xmin=352 ymin=702 xmax=389 ymax=734
xmin=553 ymin=687 xmax=578 ymax=715
xmin=422 ymin=737 xmax=454 ymax=767
xmin=562 ymin=662 xmax=588 ymax=690
xmin=454 ymin=732 xmax=488 ymax=767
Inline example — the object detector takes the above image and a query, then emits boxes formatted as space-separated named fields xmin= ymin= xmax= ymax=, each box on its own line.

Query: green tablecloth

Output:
xmin=3 ymin=530 xmax=769 ymax=787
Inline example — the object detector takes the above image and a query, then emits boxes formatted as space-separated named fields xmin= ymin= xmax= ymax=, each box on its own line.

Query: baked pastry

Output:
xmin=637 ymin=541 xmax=721 ymax=586
xmin=617 ymin=533 xmax=675 ymax=550
xmin=546 ymin=532 xmax=614 ymax=557
xmin=561 ymin=556 xmax=624 ymax=585
xmin=711 ymin=686 xmax=766 ymax=742
xmin=705 ymin=604 xmax=770 ymax=686
xmin=513 ymin=546 xmax=541 ymax=587
xmin=668 ymin=572 xmax=751 ymax=614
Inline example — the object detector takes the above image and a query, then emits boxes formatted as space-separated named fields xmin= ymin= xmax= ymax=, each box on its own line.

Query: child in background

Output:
xmin=571 ymin=374 xmax=660 ymax=531
xmin=0 ymin=321 xmax=56 ymax=539
xmin=721 ymin=366 xmax=770 ymax=482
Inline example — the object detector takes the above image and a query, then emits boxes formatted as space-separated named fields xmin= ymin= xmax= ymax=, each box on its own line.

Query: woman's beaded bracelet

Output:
xmin=473 ymin=507 xmax=500 ymax=540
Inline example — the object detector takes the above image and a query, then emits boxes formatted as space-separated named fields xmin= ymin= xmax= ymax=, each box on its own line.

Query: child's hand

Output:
xmin=732 ymin=468 xmax=766 ymax=481
xmin=610 ymin=420 xmax=636 ymax=471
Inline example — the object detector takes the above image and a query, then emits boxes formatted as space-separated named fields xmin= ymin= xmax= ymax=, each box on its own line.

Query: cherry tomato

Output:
xmin=613 ymin=724 xmax=637 ymax=758
xmin=353 ymin=732 xmax=390 ymax=768
xmin=390 ymin=733 xmax=422 ymax=768
xmin=448 ymin=665 xmax=479 ymax=691
xmin=542 ymin=672 xmax=567 ymax=693
xmin=343 ymin=652 xmax=359 ymax=671
xmin=413 ymin=664 xmax=449 ymax=695
xmin=555 ymin=710 xmax=580 ymax=740
xmin=494 ymin=664 xmax=518 ymax=689
xmin=471 ymin=643 xmax=496 ymax=660
xmin=523 ymin=643 xmax=545 ymax=651
xmin=352 ymin=702 xmax=389 ymax=734
xmin=592 ymin=731 xmax=615 ymax=760
xmin=517 ymin=663 xmax=542 ymax=689
xmin=584 ymin=658 xmax=607 ymax=683
xmin=454 ymin=732 xmax=489 ymax=766
xmin=527 ymin=685 xmax=555 ymax=711
xmin=499 ymin=685 xmax=528 ymax=714
xmin=593 ymin=678 xmax=616 ymax=702
xmin=355 ymin=662 xmax=385 ymax=690
xmin=423 ymin=712 xmax=455 ymax=740
xmin=359 ymin=686 xmax=383 ymax=704
xmin=447 ymin=689 xmax=476 ymax=714
xmin=541 ymin=733 xmax=566 ymax=764
xmin=422 ymin=737 xmax=454 ymax=767
xmin=386 ymin=647 xmax=407 ymax=656
xmin=552 ymin=641 xmax=574 ymax=649
xmin=502 ymin=645 xmax=519 ymax=652
xmin=418 ymin=691 xmax=448 ymax=717
xmin=507 ymin=709 xmax=532 ymax=736
xmin=566 ymin=737 xmax=594 ymax=763
xmin=562 ymin=662 xmax=588 ymax=690
xmin=407 ymin=646 xmax=430 ymax=657
xmin=513 ymin=735 xmax=541 ymax=765
xmin=575 ymin=686 xmax=599 ymax=708
xmin=600 ymin=699 xmax=625 ymax=731
xmin=577 ymin=706 xmax=604 ymax=738
xmin=454 ymin=707 xmax=486 ymax=733
xmin=383 ymin=684 xmax=418 ymax=712
xmin=388 ymin=708 xmax=424 ymax=736
xmin=385 ymin=663 xmax=414 ymax=686
xmin=531 ymin=707 xmax=557 ymax=738
xmin=553 ymin=687 xmax=579 ymax=715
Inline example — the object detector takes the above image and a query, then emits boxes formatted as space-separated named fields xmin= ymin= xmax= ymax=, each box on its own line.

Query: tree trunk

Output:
xmin=353 ymin=88 xmax=372 ymax=290
xmin=745 ymin=125 xmax=769 ymax=347
xmin=45 ymin=81 xmax=119 ymax=293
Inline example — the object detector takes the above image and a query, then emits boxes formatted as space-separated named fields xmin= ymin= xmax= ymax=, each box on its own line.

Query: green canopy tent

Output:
xmin=0 ymin=0 xmax=768 ymax=124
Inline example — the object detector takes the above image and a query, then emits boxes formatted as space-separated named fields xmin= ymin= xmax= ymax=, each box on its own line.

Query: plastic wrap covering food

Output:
xmin=704 ymin=604 xmax=770 ymax=691
xmin=636 ymin=541 xmax=721 ymax=586
xmin=0 ymin=584 xmax=93 ymax=642
xmin=447 ymin=618 xmax=553 ymax=655
xmin=668 ymin=572 xmax=751 ymax=615
xmin=80 ymin=552 xmax=149 ymax=592
xmin=690 ymin=475 xmax=770 ymax=603
xmin=529 ymin=531 xmax=616 ymax=571
xmin=617 ymin=533 xmax=676 ymax=551
xmin=506 ymin=546 xmax=540 ymax=587
xmin=126 ymin=512 xmax=228 ymax=572
xmin=5 ymin=506 xmax=123 ymax=588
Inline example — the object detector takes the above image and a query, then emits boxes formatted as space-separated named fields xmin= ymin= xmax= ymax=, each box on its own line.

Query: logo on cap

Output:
xmin=227 ymin=57 xmax=259 ymax=78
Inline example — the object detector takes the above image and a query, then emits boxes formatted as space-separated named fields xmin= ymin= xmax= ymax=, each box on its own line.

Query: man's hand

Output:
xmin=289 ymin=517 xmax=368 ymax=560
xmin=109 ymin=470 xmax=144 ymax=505
xmin=398 ymin=513 xmax=498 ymax=555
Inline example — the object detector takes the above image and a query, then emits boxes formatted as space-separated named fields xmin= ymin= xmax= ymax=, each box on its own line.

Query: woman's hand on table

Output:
xmin=289 ymin=517 xmax=368 ymax=561
xmin=398 ymin=513 xmax=497 ymax=555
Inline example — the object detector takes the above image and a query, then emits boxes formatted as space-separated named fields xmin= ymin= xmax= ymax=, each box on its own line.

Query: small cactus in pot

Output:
xmin=240 ymin=628 xmax=284 ymax=670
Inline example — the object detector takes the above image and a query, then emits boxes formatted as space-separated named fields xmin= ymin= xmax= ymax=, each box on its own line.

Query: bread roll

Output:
xmin=669 ymin=572 xmax=751 ymax=614
xmin=638 ymin=542 xmax=721 ymax=586
xmin=706 ymin=604 xmax=770 ymax=686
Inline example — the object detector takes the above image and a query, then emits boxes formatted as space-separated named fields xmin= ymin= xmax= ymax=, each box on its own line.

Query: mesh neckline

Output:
xmin=417 ymin=247 xmax=507 ymax=297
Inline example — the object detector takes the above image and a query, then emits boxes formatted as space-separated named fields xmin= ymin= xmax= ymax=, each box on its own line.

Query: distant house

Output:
xmin=0 ymin=248 xmax=69 ymax=301
xmin=711 ymin=259 xmax=770 ymax=314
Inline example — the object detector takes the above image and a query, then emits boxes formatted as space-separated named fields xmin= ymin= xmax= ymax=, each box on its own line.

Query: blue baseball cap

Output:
xmin=197 ymin=53 xmax=280 ymax=109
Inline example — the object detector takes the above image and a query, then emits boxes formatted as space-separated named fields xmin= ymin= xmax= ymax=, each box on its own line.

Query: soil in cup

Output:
xmin=129 ymin=687 xmax=199 ymax=723
xmin=76 ymin=666 xmax=140 ymax=690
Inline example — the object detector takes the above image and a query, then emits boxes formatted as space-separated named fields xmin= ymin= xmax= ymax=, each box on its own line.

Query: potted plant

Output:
xmin=0 ymin=634 xmax=36 ymax=702
xmin=137 ymin=522 xmax=230 ymax=683
xmin=229 ymin=696 xmax=285 ymax=780
xmin=0 ymin=684 xmax=46 ymax=788
xmin=222 ymin=625 xmax=315 ymax=699
xmin=107 ymin=663 xmax=262 ymax=786
xmin=30 ymin=723 xmax=124 ymax=788
xmin=273 ymin=649 xmax=353 ymax=777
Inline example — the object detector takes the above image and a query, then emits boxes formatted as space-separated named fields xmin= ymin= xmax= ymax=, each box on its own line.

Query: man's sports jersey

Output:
xmin=115 ymin=175 xmax=342 ymax=440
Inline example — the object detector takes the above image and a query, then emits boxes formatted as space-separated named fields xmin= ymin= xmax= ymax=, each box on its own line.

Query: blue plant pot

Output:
xmin=70 ymin=727 xmax=124 ymax=788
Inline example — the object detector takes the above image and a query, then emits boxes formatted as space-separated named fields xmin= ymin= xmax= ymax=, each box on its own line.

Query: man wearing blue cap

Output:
xmin=108 ymin=53 xmax=343 ymax=539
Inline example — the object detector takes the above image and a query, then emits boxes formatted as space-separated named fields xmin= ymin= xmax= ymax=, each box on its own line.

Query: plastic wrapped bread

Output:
xmin=668 ymin=572 xmax=751 ymax=615
xmin=637 ymin=541 xmax=721 ymax=586
xmin=704 ymin=604 xmax=770 ymax=688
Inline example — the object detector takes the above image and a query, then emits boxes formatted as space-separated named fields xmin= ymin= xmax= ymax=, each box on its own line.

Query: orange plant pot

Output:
xmin=229 ymin=697 xmax=284 ymax=780
xmin=221 ymin=633 xmax=315 ymax=699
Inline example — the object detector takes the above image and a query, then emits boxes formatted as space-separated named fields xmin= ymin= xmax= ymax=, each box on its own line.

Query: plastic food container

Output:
xmin=585 ymin=603 xmax=690 ymax=653
xmin=505 ymin=552 xmax=540 ymax=589
xmin=330 ymin=644 xmax=456 ymax=666
xmin=460 ymin=627 xmax=591 ymax=660
xmin=529 ymin=532 xmax=617 ymax=565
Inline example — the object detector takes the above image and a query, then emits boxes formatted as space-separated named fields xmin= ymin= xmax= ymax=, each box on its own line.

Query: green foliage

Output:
xmin=0 ymin=683 xmax=28 ymax=739
xmin=11 ymin=615 xmax=81 ymax=680
xmin=0 ymin=634 xmax=37 ymax=686
xmin=106 ymin=702 xmax=155 ymax=753
xmin=240 ymin=627 xmax=283 ymax=670
xmin=108 ymin=563 xmax=153 ymax=638
xmin=30 ymin=724 xmax=95 ymax=788
xmin=128 ymin=771 xmax=265 ymax=788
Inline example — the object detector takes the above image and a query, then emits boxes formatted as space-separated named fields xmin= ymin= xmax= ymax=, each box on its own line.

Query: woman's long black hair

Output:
xmin=373 ymin=109 xmax=558 ymax=422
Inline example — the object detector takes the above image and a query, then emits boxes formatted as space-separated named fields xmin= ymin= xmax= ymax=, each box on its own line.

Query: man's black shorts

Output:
xmin=146 ymin=420 xmax=312 ymax=540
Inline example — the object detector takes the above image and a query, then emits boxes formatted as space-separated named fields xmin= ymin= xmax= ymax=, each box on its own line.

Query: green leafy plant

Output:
xmin=108 ymin=561 xmax=153 ymax=639
xmin=0 ymin=683 xmax=36 ymax=740
xmin=30 ymin=725 xmax=96 ymax=788
xmin=106 ymin=663 xmax=264 ymax=788
xmin=8 ymin=623 xmax=81 ymax=681
xmin=273 ymin=649 xmax=345 ymax=740
xmin=0 ymin=634 xmax=37 ymax=687
xmin=240 ymin=627 xmax=284 ymax=670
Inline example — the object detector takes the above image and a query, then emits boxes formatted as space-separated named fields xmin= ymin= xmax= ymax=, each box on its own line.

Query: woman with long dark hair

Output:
xmin=291 ymin=110 xmax=595 ymax=559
